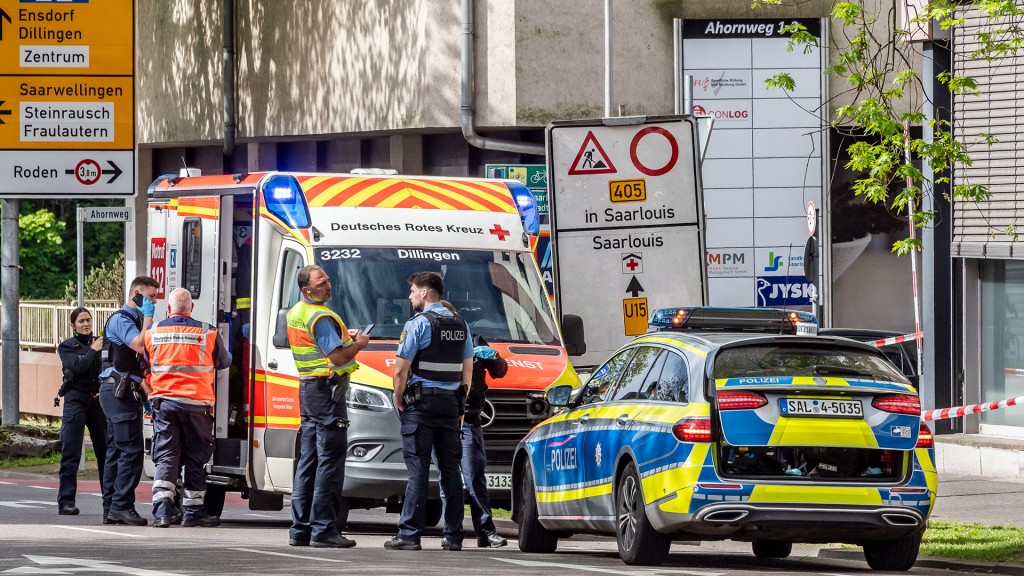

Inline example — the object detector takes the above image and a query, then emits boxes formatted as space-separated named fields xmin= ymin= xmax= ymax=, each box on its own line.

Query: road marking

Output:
xmin=51 ymin=525 xmax=148 ymax=538
xmin=0 ymin=481 xmax=13 ymax=485
xmin=244 ymin=513 xmax=281 ymax=518
xmin=492 ymin=557 xmax=721 ymax=576
xmin=229 ymin=548 xmax=349 ymax=563
xmin=0 ymin=500 xmax=56 ymax=509
xmin=28 ymin=485 xmax=55 ymax=490
xmin=7 ymin=555 xmax=174 ymax=575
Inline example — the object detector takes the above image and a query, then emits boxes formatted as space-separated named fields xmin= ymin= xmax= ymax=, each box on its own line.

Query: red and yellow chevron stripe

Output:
xmin=172 ymin=196 xmax=220 ymax=220
xmin=298 ymin=176 xmax=517 ymax=213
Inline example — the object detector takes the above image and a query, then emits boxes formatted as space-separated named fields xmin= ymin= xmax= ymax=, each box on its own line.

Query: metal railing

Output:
xmin=13 ymin=302 xmax=121 ymax=348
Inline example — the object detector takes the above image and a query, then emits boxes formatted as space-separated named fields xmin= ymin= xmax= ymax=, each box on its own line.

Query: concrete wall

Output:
xmin=0 ymin=352 xmax=64 ymax=420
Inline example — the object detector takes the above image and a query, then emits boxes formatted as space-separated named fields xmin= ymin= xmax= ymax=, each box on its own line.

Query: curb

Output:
xmin=818 ymin=548 xmax=1024 ymax=576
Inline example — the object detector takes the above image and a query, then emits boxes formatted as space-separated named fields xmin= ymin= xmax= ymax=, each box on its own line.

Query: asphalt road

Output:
xmin=1 ymin=471 xmax=1019 ymax=575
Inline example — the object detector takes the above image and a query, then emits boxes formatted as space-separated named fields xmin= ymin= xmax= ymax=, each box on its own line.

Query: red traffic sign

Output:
xmin=806 ymin=201 xmax=817 ymax=237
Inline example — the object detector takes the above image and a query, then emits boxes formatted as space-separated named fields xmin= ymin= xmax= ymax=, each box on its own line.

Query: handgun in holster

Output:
xmin=402 ymin=381 xmax=422 ymax=408
xmin=329 ymin=372 xmax=351 ymax=404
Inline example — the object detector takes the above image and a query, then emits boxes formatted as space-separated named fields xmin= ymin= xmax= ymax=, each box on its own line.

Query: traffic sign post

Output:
xmin=548 ymin=115 xmax=708 ymax=366
xmin=0 ymin=0 xmax=135 ymax=198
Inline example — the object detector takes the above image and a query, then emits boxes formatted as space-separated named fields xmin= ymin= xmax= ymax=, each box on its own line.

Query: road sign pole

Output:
xmin=604 ymin=0 xmax=613 ymax=117
xmin=1 ymin=198 xmax=20 ymax=426
xmin=76 ymin=205 xmax=85 ymax=307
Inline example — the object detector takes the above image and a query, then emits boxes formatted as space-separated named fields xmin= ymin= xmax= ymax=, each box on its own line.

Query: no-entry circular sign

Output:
xmin=806 ymin=201 xmax=817 ymax=236
xmin=75 ymin=159 xmax=101 ymax=185
xmin=629 ymin=127 xmax=679 ymax=177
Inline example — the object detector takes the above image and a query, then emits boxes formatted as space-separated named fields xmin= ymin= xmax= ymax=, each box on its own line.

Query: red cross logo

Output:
xmin=625 ymin=258 xmax=640 ymax=271
xmin=489 ymin=225 xmax=510 ymax=241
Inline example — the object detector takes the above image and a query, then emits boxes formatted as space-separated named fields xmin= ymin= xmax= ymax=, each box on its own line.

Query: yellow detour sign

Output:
xmin=0 ymin=0 xmax=135 ymax=197
xmin=623 ymin=297 xmax=648 ymax=336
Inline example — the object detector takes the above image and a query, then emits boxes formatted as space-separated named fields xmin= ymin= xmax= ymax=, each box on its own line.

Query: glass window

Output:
xmin=646 ymin=352 xmax=688 ymax=403
xmin=713 ymin=344 xmax=909 ymax=384
xmin=612 ymin=348 xmax=664 ymax=401
xmin=181 ymin=219 xmax=202 ymax=298
xmin=581 ymin=348 xmax=636 ymax=404
xmin=280 ymin=250 xmax=304 ymax=310
xmin=980 ymin=260 xmax=1024 ymax=428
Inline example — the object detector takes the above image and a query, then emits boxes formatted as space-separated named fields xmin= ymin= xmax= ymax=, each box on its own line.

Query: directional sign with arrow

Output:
xmin=626 ymin=275 xmax=645 ymax=297
xmin=0 ymin=8 xmax=10 ymax=42
xmin=623 ymin=276 xmax=649 ymax=336
xmin=0 ymin=100 xmax=10 ymax=125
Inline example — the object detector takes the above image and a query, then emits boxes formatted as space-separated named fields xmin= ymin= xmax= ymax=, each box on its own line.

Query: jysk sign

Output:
xmin=0 ymin=0 xmax=135 ymax=198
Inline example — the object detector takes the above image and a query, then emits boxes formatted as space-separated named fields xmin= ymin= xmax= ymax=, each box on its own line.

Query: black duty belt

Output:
xmin=421 ymin=387 xmax=459 ymax=396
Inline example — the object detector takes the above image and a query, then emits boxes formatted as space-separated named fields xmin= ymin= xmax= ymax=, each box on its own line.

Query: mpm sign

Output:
xmin=707 ymin=252 xmax=744 ymax=265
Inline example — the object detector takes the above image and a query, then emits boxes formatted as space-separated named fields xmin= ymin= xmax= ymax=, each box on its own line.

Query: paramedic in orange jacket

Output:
xmin=144 ymin=288 xmax=232 ymax=528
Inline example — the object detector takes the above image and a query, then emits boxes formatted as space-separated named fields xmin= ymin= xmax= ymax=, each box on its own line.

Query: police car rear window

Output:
xmin=712 ymin=344 xmax=909 ymax=384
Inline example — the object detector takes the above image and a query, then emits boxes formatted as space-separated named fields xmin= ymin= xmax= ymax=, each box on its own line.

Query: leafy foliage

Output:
xmin=16 ymin=209 xmax=68 ymax=299
xmin=63 ymin=252 xmax=126 ymax=306
xmin=754 ymin=0 xmax=1017 ymax=253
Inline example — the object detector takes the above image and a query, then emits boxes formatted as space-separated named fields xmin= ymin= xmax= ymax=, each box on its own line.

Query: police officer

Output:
xmin=145 ymin=288 xmax=232 ymax=528
xmin=55 ymin=307 xmax=107 ymax=517
xmin=98 ymin=275 xmax=159 ymax=526
xmin=385 ymin=272 xmax=472 ymax=552
xmin=287 ymin=265 xmax=368 ymax=549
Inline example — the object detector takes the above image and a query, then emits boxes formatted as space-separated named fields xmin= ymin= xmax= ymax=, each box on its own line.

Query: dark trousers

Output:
xmin=57 ymin=389 xmax=108 ymax=510
xmin=398 ymin=392 xmax=464 ymax=544
xmin=440 ymin=421 xmax=497 ymax=537
xmin=290 ymin=379 xmax=349 ymax=543
xmin=98 ymin=379 xmax=144 ymax=513
xmin=151 ymin=399 xmax=214 ymax=519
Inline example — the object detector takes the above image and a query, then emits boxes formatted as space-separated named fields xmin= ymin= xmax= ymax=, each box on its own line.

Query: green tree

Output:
xmin=755 ymin=0 xmax=1013 ymax=253
xmin=17 ymin=209 xmax=70 ymax=299
xmin=63 ymin=252 xmax=126 ymax=305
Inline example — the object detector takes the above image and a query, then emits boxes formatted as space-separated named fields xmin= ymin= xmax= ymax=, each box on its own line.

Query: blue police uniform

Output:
xmin=56 ymin=333 xmax=108 ymax=515
xmin=394 ymin=303 xmax=472 ymax=546
xmin=289 ymin=297 xmax=355 ymax=546
xmin=98 ymin=305 xmax=147 ymax=523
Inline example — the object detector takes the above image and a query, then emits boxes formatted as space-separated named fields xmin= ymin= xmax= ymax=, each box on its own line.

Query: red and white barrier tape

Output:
xmin=1006 ymin=368 xmax=1024 ymax=377
xmin=869 ymin=331 xmax=923 ymax=348
xmin=922 ymin=395 xmax=1024 ymax=422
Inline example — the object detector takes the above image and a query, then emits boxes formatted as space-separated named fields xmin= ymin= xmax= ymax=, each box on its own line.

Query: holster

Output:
xmin=112 ymin=371 xmax=132 ymax=400
xmin=457 ymin=384 xmax=468 ymax=416
xmin=329 ymin=372 xmax=350 ymax=404
xmin=402 ymin=381 xmax=422 ymax=408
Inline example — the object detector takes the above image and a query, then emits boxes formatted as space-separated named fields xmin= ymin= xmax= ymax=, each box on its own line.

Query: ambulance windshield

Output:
xmin=315 ymin=247 xmax=560 ymax=345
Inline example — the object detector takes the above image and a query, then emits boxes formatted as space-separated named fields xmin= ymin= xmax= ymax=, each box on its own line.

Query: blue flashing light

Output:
xmin=506 ymin=181 xmax=540 ymax=236
xmin=262 ymin=174 xmax=311 ymax=229
xmin=649 ymin=306 xmax=818 ymax=334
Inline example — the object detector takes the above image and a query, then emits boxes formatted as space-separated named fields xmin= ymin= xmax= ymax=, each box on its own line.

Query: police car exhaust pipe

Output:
xmin=881 ymin=513 xmax=920 ymax=527
xmin=702 ymin=509 xmax=750 ymax=523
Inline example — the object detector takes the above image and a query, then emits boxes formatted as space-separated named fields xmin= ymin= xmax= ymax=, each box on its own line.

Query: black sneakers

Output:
xmin=153 ymin=516 xmax=172 ymax=528
xmin=106 ymin=508 xmax=148 ymax=526
xmin=383 ymin=536 xmax=421 ymax=551
xmin=477 ymin=533 xmax=508 ymax=548
xmin=57 ymin=505 xmax=80 ymax=516
xmin=311 ymin=535 xmax=356 ymax=548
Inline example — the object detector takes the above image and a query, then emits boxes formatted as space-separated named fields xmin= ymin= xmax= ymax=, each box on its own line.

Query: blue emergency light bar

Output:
xmin=262 ymin=174 xmax=311 ymax=229
xmin=649 ymin=306 xmax=818 ymax=335
xmin=506 ymin=181 xmax=541 ymax=236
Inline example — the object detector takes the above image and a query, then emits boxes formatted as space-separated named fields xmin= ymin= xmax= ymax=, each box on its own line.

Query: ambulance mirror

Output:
xmin=561 ymin=314 xmax=586 ymax=357
xmin=273 ymin=308 xmax=290 ymax=348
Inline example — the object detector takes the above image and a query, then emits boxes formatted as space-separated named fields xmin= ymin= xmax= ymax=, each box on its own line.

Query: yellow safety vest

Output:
xmin=286 ymin=301 xmax=358 ymax=377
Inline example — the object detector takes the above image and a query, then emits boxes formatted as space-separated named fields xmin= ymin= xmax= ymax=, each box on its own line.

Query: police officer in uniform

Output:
xmin=287 ymin=265 xmax=368 ymax=548
xmin=98 ymin=275 xmax=159 ymax=526
xmin=145 ymin=288 xmax=232 ymax=528
xmin=385 ymin=272 xmax=473 ymax=552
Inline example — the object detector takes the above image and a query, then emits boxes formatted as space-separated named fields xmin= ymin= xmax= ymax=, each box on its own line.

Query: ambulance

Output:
xmin=143 ymin=171 xmax=582 ymax=522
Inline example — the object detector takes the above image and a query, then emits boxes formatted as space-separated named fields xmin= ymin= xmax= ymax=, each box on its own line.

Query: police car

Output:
xmin=512 ymin=307 xmax=935 ymax=571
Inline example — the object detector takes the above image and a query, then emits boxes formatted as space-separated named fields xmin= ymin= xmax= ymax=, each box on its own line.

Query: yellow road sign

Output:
xmin=623 ymin=297 xmax=649 ymax=336
xmin=609 ymin=178 xmax=647 ymax=203
xmin=0 ymin=0 xmax=133 ymax=75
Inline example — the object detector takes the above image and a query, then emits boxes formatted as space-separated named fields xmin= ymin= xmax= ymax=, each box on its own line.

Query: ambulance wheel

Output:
xmin=863 ymin=531 xmax=922 ymax=571
xmin=752 ymin=540 xmax=792 ymax=558
xmin=425 ymin=499 xmax=443 ymax=527
xmin=518 ymin=463 xmax=558 ymax=553
xmin=205 ymin=485 xmax=226 ymax=518
xmin=616 ymin=462 xmax=670 ymax=566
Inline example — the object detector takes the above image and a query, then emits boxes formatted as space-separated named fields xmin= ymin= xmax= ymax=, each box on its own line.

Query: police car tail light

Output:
xmin=672 ymin=417 xmax=711 ymax=443
xmin=916 ymin=423 xmax=933 ymax=449
xmin=871 ymin=394 xmax=921 ymax=416
xmin=716 ymin=390 xmax=767 ymax=410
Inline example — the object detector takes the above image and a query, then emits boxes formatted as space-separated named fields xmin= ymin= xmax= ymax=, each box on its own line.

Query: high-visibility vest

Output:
xmin=144 ymin=316 xmax=218 ymax=403
xmin=286 ymin=301 xmax=358 ymax=377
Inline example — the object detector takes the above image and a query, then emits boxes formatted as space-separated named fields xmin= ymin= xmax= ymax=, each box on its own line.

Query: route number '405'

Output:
xmin=608 ymin=178 xmax=647 ymax=203
xmin=319 ymin=248 xmax=362 ymax=260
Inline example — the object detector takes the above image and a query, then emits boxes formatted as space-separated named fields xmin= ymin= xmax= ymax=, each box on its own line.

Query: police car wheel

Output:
xmin=751 ymin=540 xmax=792 ymax=559
xmin=862 ymin=531 xmax=922 ymax=571
xmin=517 ymin=462 xmax=558 ymax=553
xmin=615 ymin=462 xmax=670 ymax=566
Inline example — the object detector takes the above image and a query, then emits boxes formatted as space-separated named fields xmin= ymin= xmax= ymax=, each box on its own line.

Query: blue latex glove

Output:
xmin=140 ymin=297 xmax=156 ymax=318
xmin=473 ymin=345 xmax=497 ymax=360
xmin=241 ymin=323 xmax=250 ymax=339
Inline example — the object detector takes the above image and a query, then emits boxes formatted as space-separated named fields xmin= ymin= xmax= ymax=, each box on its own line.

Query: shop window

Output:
xmin=980 ymin=260 xmax=1024 ymax=429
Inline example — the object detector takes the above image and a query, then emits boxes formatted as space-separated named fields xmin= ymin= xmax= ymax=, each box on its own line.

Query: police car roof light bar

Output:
xmin=649 ymin=306 xmax=818 ymax=335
